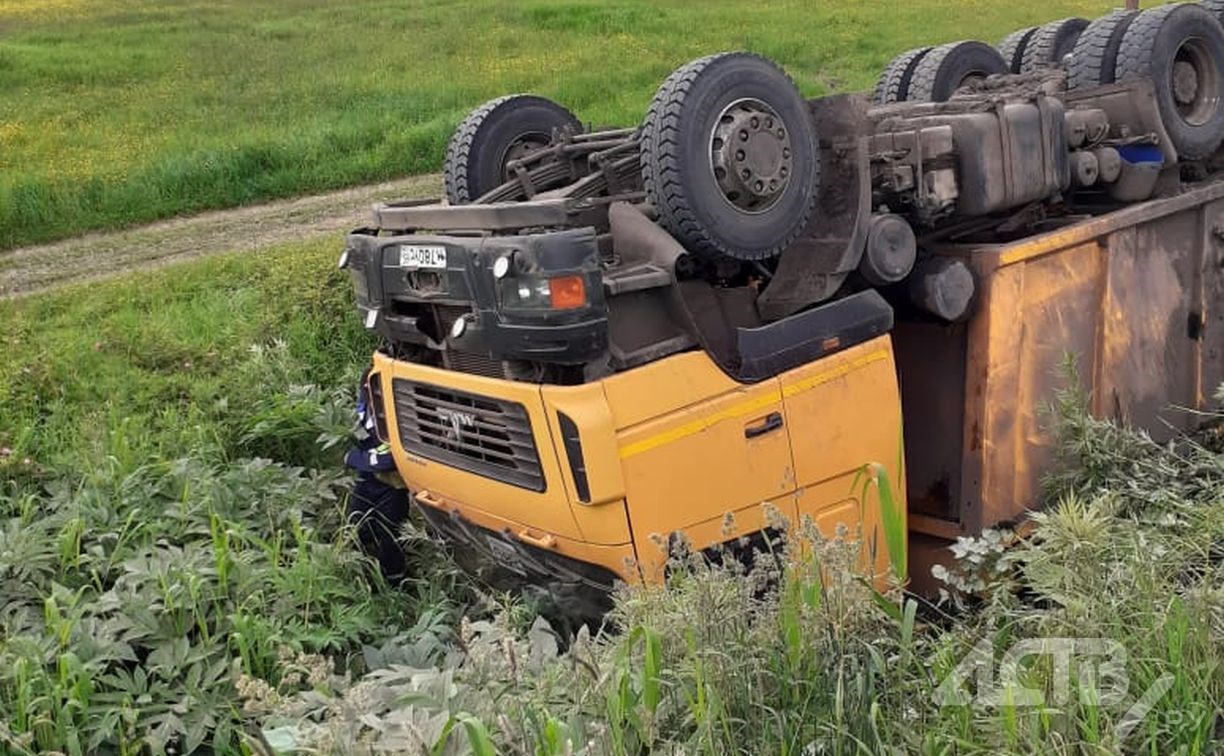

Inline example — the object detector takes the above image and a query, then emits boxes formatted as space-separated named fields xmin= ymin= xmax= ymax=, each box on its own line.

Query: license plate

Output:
xmin=398 ymin=244 xmax=447 ymax=269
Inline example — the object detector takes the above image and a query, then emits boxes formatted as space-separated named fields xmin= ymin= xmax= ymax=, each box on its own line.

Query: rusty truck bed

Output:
xmin=898 ymin=178 xmax=1224 ymax=553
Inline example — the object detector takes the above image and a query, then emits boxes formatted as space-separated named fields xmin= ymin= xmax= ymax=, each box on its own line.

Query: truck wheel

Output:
xmin=443 ymin=94 xmax=581 ymax=204
xmin=640 ymin=52 xmax=820 ymax=261
xmin=873 ymin=47 xmax=933 ymax=104
xmin=998 ymin=26 xmax=1038 ymax=74
xmin=1067 ymin=10 xmax=1138 ymax=89
xmin=906 ymin=41 xmax=1008 ymax=102
xmin=1020 ymin=18 xmax=1090 ymax=72
xmin=1200 ymin=0 xmax=1224 ymax=27
xmin=1116 ymin=3 xmax=1224 ymax=160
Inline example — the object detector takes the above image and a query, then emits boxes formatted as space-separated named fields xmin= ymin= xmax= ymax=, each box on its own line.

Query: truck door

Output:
xmin=604 ymin=352 xmax=798 ymax=580
xmin=778 ymin=336 xmax=905 ymax=581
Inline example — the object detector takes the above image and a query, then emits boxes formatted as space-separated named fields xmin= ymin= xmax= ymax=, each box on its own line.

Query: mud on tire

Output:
xmin=639 ymin=52 xmax=820 ymax=261
xmin=906 ymin=41 xmax=1008 ymax=102
xmin=1116 ymin=2 xmax=1224 ymax=160
xmin=443 ymin=94 xmax=581 ymax=204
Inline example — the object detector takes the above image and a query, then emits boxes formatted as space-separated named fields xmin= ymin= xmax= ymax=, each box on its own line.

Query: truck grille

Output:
xmin=391 ymin=379 xmax=545 ymax=491
xmin=443 ymin=350 xmax=506 ymax=379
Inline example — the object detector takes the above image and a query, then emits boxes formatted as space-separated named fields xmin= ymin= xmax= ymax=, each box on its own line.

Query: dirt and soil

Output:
xmin=0 ymin=174 xmax=440 ymax=299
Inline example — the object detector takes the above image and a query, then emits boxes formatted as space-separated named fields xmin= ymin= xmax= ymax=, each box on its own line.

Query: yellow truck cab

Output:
xmin=344 ymin=16 xmax=1224 ymax=611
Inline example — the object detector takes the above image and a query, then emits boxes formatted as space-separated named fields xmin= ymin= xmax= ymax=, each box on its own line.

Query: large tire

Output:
xmin=1020 ymin=18 xmax=1090 ymax=72
xmin=639 ymin=52 xmax=820 ymax=261
xmin=873 ymin=46 xmax=933 ymax=104
xmin=906 ymin=41 xmax=1008 ymax=102
xmin=1116 ymin=3 xmax=1224 ymax=160
xmin=443 ymin=94 xmax=581 ymax=204
xmin=1200 ymin=0 xmax=1224 ymax=27
xmin=998 ymin=26 xmax=1039 ymax=74
xmin=1067 ymin=10 xmax=1138 ymax=90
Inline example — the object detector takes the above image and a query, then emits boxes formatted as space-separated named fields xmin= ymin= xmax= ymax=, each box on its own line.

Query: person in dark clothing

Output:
xmin=345 ymin=372 xmax=411 ymax=582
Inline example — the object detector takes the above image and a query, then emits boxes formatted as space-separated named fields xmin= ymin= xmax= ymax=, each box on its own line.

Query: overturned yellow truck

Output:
xmin=341 ymin=3 xmax=1224 ymax=612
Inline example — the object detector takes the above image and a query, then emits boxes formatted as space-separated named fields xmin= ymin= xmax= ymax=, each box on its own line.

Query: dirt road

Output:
xmin=0 ymin=174 xmax=440 ymax=299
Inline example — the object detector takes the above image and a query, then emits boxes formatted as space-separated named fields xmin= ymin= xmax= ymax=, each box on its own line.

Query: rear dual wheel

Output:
xmin=874 ymin=41 xmax=1007 ymax=103
xmin=906 ymin=41 xmax=1008 ymax=102
xmin=999 ymin=27 xmax=1039 ymax=73
xmin=1067 ymin=9 xmax=1139 ymax=89
xmin=873 ymin=46 xmax=934 ymax=104
xmin=1115 ymin=2 xmax=1224 ymax=160
xmin=1020 ymin=17 xmax=1090 ymax=72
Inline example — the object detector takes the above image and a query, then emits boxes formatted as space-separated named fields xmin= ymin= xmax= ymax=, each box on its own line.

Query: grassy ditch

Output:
xmin=0 ymin=237 xmax=1219 ymax=754
xmin=0 ymin=0 xmax=1119 ymax=250
xmin=0 ymin=237 xmax=478 ymax=754
xmin=259 ymin=384 xmax=1224 ymax=755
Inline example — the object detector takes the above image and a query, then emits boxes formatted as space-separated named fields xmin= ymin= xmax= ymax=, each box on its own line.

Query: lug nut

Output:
xmin=739 ymin=130 xmax=749 ymax=141
xmin=750 ymin=117 xmax=760 ymax=129
xmin=735 ymin=149 xmax=745 ymax=161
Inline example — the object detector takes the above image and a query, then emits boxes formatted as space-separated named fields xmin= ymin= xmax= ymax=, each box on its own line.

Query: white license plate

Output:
xmin=398 ymin=244 xmax=447 ymax=269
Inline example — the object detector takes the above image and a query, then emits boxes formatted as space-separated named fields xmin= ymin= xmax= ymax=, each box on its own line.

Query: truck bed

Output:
xmin=899 ymin=177 xmax=1224 ymax=542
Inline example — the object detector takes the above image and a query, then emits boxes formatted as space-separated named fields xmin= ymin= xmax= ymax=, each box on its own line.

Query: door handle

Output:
xmin=744 ymin=412 xmax=785 ymax=438
xmin=517 ymin=528 xmax=557 ymax=549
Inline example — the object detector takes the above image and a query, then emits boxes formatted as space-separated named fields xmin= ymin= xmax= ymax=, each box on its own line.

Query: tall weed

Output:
xmin=260 ymin=383 xmax=1222 ymax=755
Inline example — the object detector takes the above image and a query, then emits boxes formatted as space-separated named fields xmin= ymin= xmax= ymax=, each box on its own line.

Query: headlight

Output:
xmin=498 ymin=275 xmax=587 ymax=310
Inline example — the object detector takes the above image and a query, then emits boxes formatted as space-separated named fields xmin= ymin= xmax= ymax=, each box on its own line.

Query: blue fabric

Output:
xmin=345 ymin=371 xmax=397 ymax=474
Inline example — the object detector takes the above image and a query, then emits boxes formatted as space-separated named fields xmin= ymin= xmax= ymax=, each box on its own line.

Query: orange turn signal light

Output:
xmin=548 ymin=275 xmax=586 ymax=310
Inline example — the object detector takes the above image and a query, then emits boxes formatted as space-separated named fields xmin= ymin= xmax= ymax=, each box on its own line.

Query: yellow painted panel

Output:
xmin=373 ymin=353 xmax=590 ymax=541
xmin=617 ymin=373 xmax=796 ymax=570
xmin=634 ymin=496 xmax=796 ymax=583
xmin=782 ymin=337 xmax=905 ymax=580
xmin=602 ymin=351 xmax=749 ymax=431
xmin=540 ymin=382 xmax=632 ymax=544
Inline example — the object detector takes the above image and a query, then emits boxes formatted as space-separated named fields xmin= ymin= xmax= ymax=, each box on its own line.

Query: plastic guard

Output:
xmin=733 ymin=289 xmax=894 ymax=383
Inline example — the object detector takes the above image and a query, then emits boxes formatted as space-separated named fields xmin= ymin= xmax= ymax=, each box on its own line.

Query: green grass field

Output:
xmin=0 ymin=234 xmax=368 ymax=478
xmin=2 ymin=235 xmax=1219 ymax=755
xmin=1 ymin=2 xmax=1220 ymax=753
xmin=0 ymin=0 xmax=1119 ymax=250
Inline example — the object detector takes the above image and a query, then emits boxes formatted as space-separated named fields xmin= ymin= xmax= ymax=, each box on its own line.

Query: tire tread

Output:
xmin=906 ymin=41 xmax=1006 ymax=102
xmin=640 ymin=52 xmax=818 ymax=260
xmin=873 ymin=46 xmax=933 ymax=104
xmin=443 ymin=94 xmax=578 ymax=204
xmin=1021 ymin=17 xmax=1089 ymax=73
xmin=1067 ymin=10 xmax=1136 ymax=90
xmin=998 ymin=27 xmax=1037 ymax=74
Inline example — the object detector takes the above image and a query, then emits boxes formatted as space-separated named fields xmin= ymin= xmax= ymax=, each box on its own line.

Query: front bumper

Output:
xmin=343 ymin=227 xmax=607 ymax=364
xmin=412 ymin=488 xmax=636 ymax=620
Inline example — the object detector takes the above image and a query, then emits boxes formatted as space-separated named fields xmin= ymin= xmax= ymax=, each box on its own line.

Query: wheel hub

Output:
xmin=500 ymin=135 xmax=550 ymax=182
xmin=1173 ymin=60 xmax=1199 ymax=106
xmin=1172 ymin=38 xmax=1219 ymax=127
xmin=711 ymin=99 xmax=793 ymax=212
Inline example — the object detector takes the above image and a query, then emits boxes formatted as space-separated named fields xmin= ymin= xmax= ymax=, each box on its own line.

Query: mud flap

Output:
xmin=758 ymin=94 xmax=874 ymax=321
